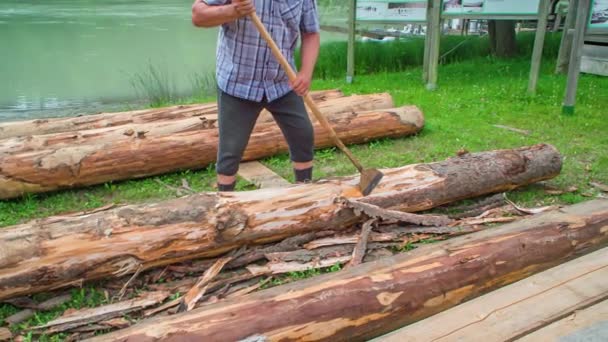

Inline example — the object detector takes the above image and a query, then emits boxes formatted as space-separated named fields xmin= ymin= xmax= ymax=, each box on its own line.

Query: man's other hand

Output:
xmin=290 ymin=71 xmax=312 ymax=96
xmin=233 ymin=0 xmax=255 ymax=17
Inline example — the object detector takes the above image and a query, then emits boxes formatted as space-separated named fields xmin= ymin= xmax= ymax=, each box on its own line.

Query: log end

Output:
xmin=391 ymin=106 xmax=425 ymax=131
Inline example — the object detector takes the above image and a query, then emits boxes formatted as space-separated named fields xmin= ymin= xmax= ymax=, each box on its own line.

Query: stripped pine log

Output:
xmin=0 ymin=89 xmax=344 ymax=139
xmin=0 ymin=93 xmax=392 ymax=153
xmin=0 ymin=105 xmax=420 ymax=199
xmin=0 ymin=144 xmax=561 ymax=300
xmin=89 ymin=199 xmax=608 ymax=342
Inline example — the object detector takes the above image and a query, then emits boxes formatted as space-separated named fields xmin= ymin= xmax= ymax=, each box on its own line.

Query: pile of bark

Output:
xmin=0 ymin=89 xmax=425 ymax=199
xmin=4 ymin=144 xmax=605 ymax=342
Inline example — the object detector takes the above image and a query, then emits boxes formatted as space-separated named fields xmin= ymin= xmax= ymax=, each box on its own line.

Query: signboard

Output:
xmin=356 ymin=0 xmax=427 ymax=22
xmin=442 ymin=0 xmax=540 ymax=15
xmin=590 ymin=0 xmax=608 ymax=28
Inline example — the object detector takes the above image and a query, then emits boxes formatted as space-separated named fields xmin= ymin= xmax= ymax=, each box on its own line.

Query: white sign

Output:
xmin=357 ymin=1 xmax=427 ymax=22
xmin=591 ymin=0 xmax=608 ymax=28
xmin=443 ymin=0 xmax=540 ymax=15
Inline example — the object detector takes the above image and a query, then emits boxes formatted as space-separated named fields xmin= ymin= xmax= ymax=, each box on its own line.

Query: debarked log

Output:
xmin=0 ymin=104 xmax=417 ymax=199
xmin=90 ymin=199 xmax=608 ymax=342
xmin=0 ymin=89 xmax=345 ymax=139
xmin=0 ymin=144 xmax=562 ymax=300
xmin=0 ymin=93 xmax=393 ymax=153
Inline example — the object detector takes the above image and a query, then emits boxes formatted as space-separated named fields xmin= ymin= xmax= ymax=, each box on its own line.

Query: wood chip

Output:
xmin=33 ymin=291 xmax=169 ymax=334
xmin=504 ymin=195 xmax=559 ymax=215
xmin=177 ymin=257 xmax=232 ymax=312
xmin=36 ymin=294 xmax=72 ymax=311
xmin=2 ymin=297 xmax=37 ymax=309
xmin=347 ymin=219 xmax=375 ymax=268
xmin=590 ymin=181 xmax=608 ymax=193
xmin=0 ymin=327 xmax=12 ymax=341
xmin=338 ymin=197 xmax=452 ymax=226
xmin=224 ymin=278 xmax=272 ymax=299
xmin=493 ymin=124 xmax=531 ymax=135
xmin=247 ymin=256 xmax=351 ymax=275
xmin=116 ymin=264 xmax=144 ymax=301
xmin=143 ymin=298 xmax=180 ymax=317
xmin=101 ymin=317 xmax=130 ymax=329
xmin=458 ymin=217 xmax=518 ymax=225
xmin=544 ymin=185 xmax=578 ymax=195
xmin=5 ymin=309 xmax=34 ymax=326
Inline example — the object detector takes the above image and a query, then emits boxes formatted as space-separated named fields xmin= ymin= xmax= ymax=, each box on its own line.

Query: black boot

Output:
xmin=217 ymin=181 xmax=236 ymax=192
xmin=294 ymin=167 xmax=313 ymax=184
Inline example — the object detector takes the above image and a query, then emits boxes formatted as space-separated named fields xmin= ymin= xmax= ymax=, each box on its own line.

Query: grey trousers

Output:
xmin=216 ymin=90 xmax=314 ymax=176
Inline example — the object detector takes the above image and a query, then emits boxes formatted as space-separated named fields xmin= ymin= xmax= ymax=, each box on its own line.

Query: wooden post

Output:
xmin=528 ymin=0 xmax=552 ymax=94
xmin=556 ymin=0 xmax=578 ymax=74
xmin=422 ymin=0 xmax=433 ymax=82
xmin=426 ymin=0 xmax=442 ymax=90
xmin=562 ymin=0 xmax=591 ymax=115
xmin=346 ymin=0 xmax=356 ymax=84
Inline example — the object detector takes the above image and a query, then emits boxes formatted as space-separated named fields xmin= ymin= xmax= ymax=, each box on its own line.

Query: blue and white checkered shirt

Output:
xmin=203 ymin=0 xmax=319 ymax=102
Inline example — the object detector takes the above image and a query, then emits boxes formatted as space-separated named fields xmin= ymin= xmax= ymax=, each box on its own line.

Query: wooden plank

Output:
xmin=346 ymin=0 xmax=356 ymax=84
xmin=527 ymin=0 xmax=552 ymax=94
xmin=237 ymin=161 xmax=290 ymax=189
xmin=373 ymin=247 xmax=608 ymax=342
xmin=518 ymin=300 xmax=608 ymax=341
xmin=555 ymin=0 xmax=578 ymax=74
xmin=563 ymin=0 xmax=591 ymax=115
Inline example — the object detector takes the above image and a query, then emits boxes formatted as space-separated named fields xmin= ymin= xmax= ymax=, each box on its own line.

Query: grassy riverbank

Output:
xmin=1 ymin=56 xmax=607 ymax=228
xmin=1 ymin=39 xmax=607 ymax=342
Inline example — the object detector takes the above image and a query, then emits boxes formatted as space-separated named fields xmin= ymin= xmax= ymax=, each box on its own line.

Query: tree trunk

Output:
xmin=91 ymin=199 xmax=608 ymax=342
xmin=0 ymin=144 xmax=561 ymax=300
xmin=488 ymin=20 xmax=518 ymax=57
xmin=0 ymin=89 xmax=344 ymax=139
xmin=0 ymin=102 xmax=411 ymax=200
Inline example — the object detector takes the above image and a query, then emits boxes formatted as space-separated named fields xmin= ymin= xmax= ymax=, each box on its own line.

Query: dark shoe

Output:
xmin=217 ymin=181 xmax=236 ymax=192
xmin=294 ymin=167 xmax=313 ymax=184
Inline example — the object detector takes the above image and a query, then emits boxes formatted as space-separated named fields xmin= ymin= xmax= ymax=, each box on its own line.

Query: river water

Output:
xmin=0 ymin=0 xmax=345 ymax=122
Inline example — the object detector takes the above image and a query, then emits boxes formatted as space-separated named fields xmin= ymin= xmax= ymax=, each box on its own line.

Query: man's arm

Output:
xmin=290 ymin=0 xmax=321 ymax=96
xmin=191 ymin=0 xmax=254 ymax=28
xmin=291 ymin=32 xmax=320 ymax=96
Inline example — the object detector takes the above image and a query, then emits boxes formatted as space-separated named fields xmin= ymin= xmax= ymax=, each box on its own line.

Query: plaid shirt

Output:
xmin=204 ymin=0 xmax=319 ymax=102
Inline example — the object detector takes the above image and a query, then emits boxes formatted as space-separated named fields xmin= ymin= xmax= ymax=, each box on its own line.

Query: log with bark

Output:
xmin=0 ymin=89 xmax=344 ymax=139
xmin=0 ymin=144 xmax=561 ymax=300
xmin=0 ymin=103 xmax=416 ymax=200
xmin=88 ymin=199 xmax=608 ymax=342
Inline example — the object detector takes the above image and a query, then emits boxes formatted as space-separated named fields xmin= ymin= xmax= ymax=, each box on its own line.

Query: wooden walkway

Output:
xmin=373 ymin=247 xmax=608 ymax=342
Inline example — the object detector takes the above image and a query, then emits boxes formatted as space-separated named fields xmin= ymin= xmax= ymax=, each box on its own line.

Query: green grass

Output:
xmin=300 ymin=32 xmax=562 ymax=80
xmin=1 ymin=57 xmax=607 ymax=227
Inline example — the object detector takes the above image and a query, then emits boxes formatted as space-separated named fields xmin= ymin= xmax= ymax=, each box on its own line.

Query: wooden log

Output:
xmin=88 ymin=199 xmax=608 ymax=342
xmin=0 ymin=144 xmax=561 ymax=300
xmin=0 ymin=93 xmax=392 ymax=153
xmin=375 ymin=247 xmax=608 ymax=341
xmin=0 ymin=89 xmax=344 ymax=139
xmin=0 ymin=104 xmax=416 ymax=200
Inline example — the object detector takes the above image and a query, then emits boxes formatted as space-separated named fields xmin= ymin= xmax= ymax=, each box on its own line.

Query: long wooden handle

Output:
xmin=249 ymin=13 xmax=364 ymax=172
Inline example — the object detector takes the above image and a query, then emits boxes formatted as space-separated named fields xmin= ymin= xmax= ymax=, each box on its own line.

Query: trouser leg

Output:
xmin=265 ymin=91 xmax=315 ymax=183
xmin=216 ymin=90 xmax=264 ymax=190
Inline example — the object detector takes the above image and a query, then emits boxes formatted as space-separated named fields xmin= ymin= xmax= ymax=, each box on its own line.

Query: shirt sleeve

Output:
xmin=300 ymin=0 xmax=320 ymax=34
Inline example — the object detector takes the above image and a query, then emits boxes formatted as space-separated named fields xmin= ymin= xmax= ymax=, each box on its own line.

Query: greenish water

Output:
xmin=0 ymin=0 xmax=345 ymax=121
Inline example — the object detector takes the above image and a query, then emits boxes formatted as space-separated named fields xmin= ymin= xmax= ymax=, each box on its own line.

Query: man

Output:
xmin=192 ymin=0 xmax=321 ymax=191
